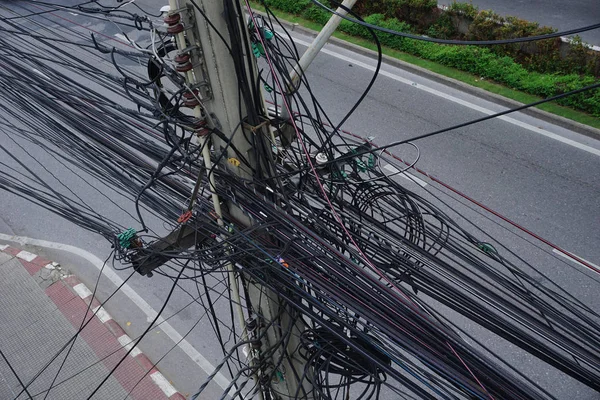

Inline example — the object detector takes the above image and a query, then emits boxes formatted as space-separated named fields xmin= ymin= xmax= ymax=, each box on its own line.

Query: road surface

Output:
xmin=0 ymin=1 xmax=599 ymax=399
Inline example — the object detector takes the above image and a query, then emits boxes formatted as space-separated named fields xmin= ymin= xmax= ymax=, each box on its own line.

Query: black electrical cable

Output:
xmin=3 ymin=2 xmax=600 ymax=399
xmin=0 ymin=349 xmax=34 ymax=400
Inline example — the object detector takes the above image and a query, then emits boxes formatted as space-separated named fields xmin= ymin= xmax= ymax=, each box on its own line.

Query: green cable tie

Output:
xmin=263 ymin=27 xmax=274 ymax=40
xmin=333 ymin=170 xmax=348 ymax=181
xmin=355 ymin=158 xmax=367 ymax=172
xmin=276 ymin=369 xmax=284 ymax=381
xmin=117 ymin=228 xmax=137 ymax=249
xmin=367 ymin=154 xmax=376 ymax=168
xmin=477 ymin=242 xmax=498 ymax=255
xmin=252 ymin=43 xmax=264 ymax=58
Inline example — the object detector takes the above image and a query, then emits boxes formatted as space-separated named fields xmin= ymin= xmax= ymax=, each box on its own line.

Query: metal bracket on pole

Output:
xmin=131 ymin=224 xmax=210 ymax=276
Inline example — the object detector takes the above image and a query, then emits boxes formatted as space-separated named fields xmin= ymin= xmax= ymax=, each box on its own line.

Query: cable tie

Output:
xmin=177 ymin=210 xmax=192 ymax=224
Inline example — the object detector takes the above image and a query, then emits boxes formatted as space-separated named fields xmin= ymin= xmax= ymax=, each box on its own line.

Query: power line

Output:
xmin=1 ymin=1 xmax=599 ymax=399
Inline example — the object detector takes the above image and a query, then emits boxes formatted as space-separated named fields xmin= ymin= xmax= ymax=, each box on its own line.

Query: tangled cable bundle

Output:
xmin=0 ymin=1 xmax=599 ymax=400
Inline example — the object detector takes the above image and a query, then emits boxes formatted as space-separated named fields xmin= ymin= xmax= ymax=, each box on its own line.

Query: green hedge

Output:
xmin=261 ymin=0 xmax=312 ymax=14
xmin=260 ymin=2 xmax=600 ymax=116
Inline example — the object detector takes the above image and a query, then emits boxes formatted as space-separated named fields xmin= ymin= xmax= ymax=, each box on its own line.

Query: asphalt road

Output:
xmin=0 ymin=1 xmax=599 ymax=399
xmin=438 ymin=0 xmax=600 ymax=46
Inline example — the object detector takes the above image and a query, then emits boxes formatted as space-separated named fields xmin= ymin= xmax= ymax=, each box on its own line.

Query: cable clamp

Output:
xmin=243 ymin=119 xmax=270 ymax=134
xmin=277 ymin=257 xmax=289 ymax=268
xmin=477 ymin=242 xmax=498 ymax=255
xmin=117 ymin=228 xmax=140 ymax=249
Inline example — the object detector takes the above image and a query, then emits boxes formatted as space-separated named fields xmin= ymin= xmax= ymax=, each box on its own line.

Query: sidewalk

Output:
xmin=0 ymin=244 xmax=186 ymax=400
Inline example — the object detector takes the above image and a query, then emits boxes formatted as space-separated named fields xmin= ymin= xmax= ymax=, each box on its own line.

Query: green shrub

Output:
xmin=354 ymin=0 xmax=402 ymax=17
xmin=339 ymin=17 xmax=370 ymax=37
xmin=426 ymin=13 xmax=457 ymax=39
xmin=560 ymin=36 xmax=600 ymax=76
xmin=367 ymin=15 xmax=413 ymax=49
xmin=447 ymin=1 xmax=478 ymax=19
xmin=467 ymin=10 xmax=503 ymax=41
xmin=301 ymin=5 xmax=330 ymax=25
xmin=393 ymin=0 xmax=437 ymax=28
xmin=351 ymin=0 xmax=437 ymax=28
xmin=261 ymin=0 xmax=311 ymax=14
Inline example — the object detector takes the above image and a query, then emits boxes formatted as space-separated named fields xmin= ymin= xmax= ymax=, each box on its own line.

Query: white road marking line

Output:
xmin=150 ymin=371 xmax=177 ymax=397
xmin=93 ymin=306 xmax=113 ymax=323
xmin=552 ymin=249 xmax=600 ymax=274
xmin=0 ymin=234 xmax=232 ymax=393
xmin=288 ymin=35 xmax=600 ymax=158
xmin=73 ymin=283 xmax=93 ymax=299
xmin=117 ymin=335 xmax=142 ymax=357
xmin=383 ymin=164 xmax=428 ymax=187
xmin=0 ymin=244 xmax=8 ymax=251
xmin=16 ymin=250 xmax=37 ymax=262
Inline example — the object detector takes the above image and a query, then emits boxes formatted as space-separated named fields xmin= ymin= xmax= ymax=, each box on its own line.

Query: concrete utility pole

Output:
xmin=289 ymin=0 xmax=358 ymax=86
xmin=158 ymin=1 xmax=312 ymax=398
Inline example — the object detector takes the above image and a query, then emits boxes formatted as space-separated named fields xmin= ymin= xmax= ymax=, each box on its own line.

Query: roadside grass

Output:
xmin=249 ymin=2 xmax=600 ymax=130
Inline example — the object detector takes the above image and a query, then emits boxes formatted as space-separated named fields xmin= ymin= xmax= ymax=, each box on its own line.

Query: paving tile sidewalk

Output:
xmin=0 ymin=245 xmax=185 ymax=400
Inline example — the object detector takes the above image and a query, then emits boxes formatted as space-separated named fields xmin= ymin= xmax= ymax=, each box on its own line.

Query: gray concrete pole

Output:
xmin=164 ymin=1 xmax=313 ymax=398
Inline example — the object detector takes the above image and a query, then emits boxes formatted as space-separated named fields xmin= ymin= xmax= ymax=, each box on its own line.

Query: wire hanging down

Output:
xmin=0 ymin=1 xmax=599 ymax=400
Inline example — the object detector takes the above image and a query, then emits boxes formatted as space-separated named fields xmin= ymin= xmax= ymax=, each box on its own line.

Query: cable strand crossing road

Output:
xmin=0 ymin=1 xmax=599 ymax=399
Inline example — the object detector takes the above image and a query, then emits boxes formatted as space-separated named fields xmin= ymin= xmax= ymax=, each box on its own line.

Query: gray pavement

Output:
xmin=0 ymin=252 xmax=128 ymax=400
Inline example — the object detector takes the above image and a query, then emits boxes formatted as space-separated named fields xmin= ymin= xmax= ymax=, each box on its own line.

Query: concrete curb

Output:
xmin=256 ymin=10 xmax=600 ymax=140
xmin=0 ymin=244 xmax=186 ymax=400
